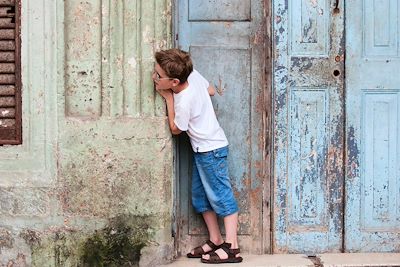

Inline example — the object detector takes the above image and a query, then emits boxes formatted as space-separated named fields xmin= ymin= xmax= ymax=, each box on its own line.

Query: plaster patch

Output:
xmin=128 ymin=57 xmax=137 ymax=70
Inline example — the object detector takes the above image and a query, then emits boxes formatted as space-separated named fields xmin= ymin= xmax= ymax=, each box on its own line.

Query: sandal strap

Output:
xmin=188 ymin=240 xmax=219 ymax=257
xmin=205 ymin=239 xmax=220 ymax=250
xmin=191 ymin=245 xmax=205 ymax=255
xmin=206 ymin=251 xmax=221 ymax=261
xmin=220 ymin=242 xmax=241 ymax=257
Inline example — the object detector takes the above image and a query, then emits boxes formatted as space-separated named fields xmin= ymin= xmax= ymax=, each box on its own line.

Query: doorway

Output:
xmin=174 ymin=0 xmax=400 ymax=255
xmin=174 ymin=0 xmax=269 ymax=255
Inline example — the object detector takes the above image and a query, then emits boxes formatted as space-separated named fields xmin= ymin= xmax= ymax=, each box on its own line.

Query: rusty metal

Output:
xmin=0 ymin=0 xmax=20 ymax=145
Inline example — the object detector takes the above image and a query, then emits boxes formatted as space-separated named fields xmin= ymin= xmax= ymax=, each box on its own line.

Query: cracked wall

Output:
xmin=0 ymin=0 xmax=174 ymax=266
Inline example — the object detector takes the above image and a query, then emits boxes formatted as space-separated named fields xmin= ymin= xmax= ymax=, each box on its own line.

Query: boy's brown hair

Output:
xmin=155 ymin=49 xmax=193 ymax=83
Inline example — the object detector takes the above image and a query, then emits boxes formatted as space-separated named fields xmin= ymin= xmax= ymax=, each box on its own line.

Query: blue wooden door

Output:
xmin=345 ymin=0 xmax=400 ymax=252
xmin=272 ymin=0 xmax=345 ymax=253
xmin=176 ymin=0 xmax=266 ymax=254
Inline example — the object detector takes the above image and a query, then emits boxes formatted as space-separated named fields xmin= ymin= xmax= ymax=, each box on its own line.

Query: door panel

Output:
xmin=177 ymin=0 xmax=265 ymax=254
xmin=187 ymin=0 xmax=250 ymax=21
xmin=272 ymin=0 xmax=344 ymax=253
xmin=345 ymin=0 xmax=400 ymax=252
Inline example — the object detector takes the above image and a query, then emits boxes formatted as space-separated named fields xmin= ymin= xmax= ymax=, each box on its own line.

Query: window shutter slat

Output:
xmin=0 ymin=29 xmax=14 ymax=39
xmin=0 ymin=51 xmax=14 ymax=61
xmin=0 ymin=118 xmax=14 ymax=127
xmin=0 ymin=18 xmax=14 ymax=29
xmin=0 ymin=84 xmax=14 ymax=95
xmin=0 ymin=74 xmax=15 ymax=84
xmin=0 ymin=40 xmax=14 ymax=50
xmin=0 ymin=107 xmax=14 ymax=117
xmin=0 ymin=6 xmax=14 ymax=16
xmin=0 ymin=96 xmax=14 ymax=106
xmin=0 ymin=63 xmax=14 ymax=72
xmin=0 ymin=1 xmax=15 ymax=6
xmin=0 ymin=0 xmax=19 ymax=145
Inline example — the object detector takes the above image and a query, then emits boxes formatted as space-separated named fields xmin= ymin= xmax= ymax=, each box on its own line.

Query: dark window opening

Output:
xmin=0 ymin=0 xmax=21 ymax=145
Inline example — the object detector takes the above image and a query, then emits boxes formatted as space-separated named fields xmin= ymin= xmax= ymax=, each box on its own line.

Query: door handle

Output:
xmin=333 ymin=0 xmax=340 ymax=13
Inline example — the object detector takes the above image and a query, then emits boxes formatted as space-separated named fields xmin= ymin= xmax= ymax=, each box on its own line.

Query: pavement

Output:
xmin=160 ymin=253 xmax=400 ymax=267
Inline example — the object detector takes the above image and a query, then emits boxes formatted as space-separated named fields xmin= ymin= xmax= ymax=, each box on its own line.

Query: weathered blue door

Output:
xmin=176 ymin=0 xmax=266 ymax=254
xmin=345 ymin=0 xmax=400 ymax=252
xmin=272 ymin=0 xmax=345 ymax=253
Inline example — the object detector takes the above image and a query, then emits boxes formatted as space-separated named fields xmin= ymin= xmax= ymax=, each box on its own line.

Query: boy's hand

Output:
xmin=156 ymin=88 xmax=173 ymax=100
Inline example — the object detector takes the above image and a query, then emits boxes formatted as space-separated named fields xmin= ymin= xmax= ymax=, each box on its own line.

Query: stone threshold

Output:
xmin=160 ymin=253 xmax=400 ymax=267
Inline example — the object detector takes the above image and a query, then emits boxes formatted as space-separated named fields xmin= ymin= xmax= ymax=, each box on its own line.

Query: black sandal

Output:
xmin=201 ymin=242 xmax=243 ymax=264
xmin=186 ymin=240 xmax=221 ymax=258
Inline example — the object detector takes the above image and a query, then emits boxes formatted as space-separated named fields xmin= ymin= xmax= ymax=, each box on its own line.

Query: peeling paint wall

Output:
xmin=0 ymin=0 xmax=174 ymax=266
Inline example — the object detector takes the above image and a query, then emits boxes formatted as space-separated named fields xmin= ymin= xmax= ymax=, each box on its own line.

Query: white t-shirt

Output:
xmin=173 ymin=70 xmax=228 ymax=152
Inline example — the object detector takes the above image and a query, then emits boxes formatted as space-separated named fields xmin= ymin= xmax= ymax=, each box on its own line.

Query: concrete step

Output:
xmin=160 ymin=253 xmax=400 ymax=267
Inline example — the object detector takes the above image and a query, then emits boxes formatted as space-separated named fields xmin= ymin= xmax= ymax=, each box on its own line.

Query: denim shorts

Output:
xmin=191 ymin=146 xmax=239 ymax=217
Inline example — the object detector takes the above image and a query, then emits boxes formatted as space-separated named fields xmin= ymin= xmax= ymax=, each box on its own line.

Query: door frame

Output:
xmin=263 ymin=0 xmax=274 ymax=254
xmin=171 ymin=0 xmax=273 ymax=255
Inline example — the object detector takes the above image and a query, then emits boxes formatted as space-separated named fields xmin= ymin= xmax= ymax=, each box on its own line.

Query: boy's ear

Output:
xmin=172 ymin=78 xmax=180 ymax=87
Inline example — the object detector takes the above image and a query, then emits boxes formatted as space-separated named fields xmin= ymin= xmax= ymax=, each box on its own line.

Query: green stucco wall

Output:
xmin=0 ymin=1 xmax=174 ymax=266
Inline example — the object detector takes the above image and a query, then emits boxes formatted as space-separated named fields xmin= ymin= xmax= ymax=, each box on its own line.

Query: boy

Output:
xmin=153 ymin=49 xmax=242 ymax=264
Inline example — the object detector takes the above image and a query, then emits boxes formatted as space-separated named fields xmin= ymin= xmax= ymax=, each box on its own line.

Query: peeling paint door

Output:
xmin=176 ymin=0 xmax=266 ymax=254
xmin=345 ymin=0 xmax=400 ymax=252
xmin=272 ymin=0 xmax=345 ymax=253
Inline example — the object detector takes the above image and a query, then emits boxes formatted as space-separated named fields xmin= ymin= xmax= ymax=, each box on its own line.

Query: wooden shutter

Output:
xmin=0 ymin=0 xmax=21 ymax=145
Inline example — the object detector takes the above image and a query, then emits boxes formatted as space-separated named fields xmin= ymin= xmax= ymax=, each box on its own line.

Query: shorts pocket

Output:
xmin=212 ymin=146 xmax=228 ymax=158
xmin=213 ymin=147 xmax=229 ymax=179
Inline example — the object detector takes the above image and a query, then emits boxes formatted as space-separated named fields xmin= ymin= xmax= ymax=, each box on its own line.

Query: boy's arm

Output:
xmin=162 ymin=92 xmax=182 ymax=135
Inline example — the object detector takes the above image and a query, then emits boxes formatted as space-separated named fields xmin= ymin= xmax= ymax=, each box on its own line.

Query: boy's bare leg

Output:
xmin=202 ymin=212 xmax=240 ymax=260
xmin=190 ymin=211 xmax=223 ymax=254
xmin=224 ymin=212 xmax=239 ymax=248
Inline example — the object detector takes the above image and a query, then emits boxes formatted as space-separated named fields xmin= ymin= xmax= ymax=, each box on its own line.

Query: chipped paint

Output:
xmin=346 ymin=126 xmax=359 ymax=180
xmin=215 ymin=75 xmax=226 ymax=96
